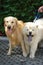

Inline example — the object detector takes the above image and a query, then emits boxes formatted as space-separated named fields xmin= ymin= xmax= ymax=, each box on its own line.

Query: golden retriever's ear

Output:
xmin=4 ymin=17 xmax=6 ymax=22
xmin=4 ymin=18 xmax=5 ymax=27
xmin=4 ymin=21 xmax=6 ymax=27
xmin=4 ymin=17 xmax=7 ymax=27
xmin=4 ymin=22 xmax=7 ymax=27
xmin=14 ymin=17 xmax=18 ymax=21
xmin=14 ymin=17 xmax=18 ymax=25
xmin=24 ymin=23 xmax=26 ymax=26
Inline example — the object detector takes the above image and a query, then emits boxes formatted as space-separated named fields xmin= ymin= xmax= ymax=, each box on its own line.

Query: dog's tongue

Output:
xmin=28 ymin=36 xmax=32 ymax=42
xmin=7 ymin=30 xmax=12 ymax=34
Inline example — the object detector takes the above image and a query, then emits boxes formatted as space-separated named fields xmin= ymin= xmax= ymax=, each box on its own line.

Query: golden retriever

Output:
xmin=4 ymin=16 xmax=27 ymax=57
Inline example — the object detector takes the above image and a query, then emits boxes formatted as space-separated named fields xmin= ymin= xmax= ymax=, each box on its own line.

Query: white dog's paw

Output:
xmin=23 ymin=52 xmax=28 ymax=57
xmin=7 ymin=52 xmax=11 ymax=55
xmin=29 ymin=55 xmax=35 ymax=59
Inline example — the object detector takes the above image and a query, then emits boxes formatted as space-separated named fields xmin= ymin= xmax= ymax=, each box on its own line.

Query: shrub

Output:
xmin=0 ymin=0 xmax=43 ymax=35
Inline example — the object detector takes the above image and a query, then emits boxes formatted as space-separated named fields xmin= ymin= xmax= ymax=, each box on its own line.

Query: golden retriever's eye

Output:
xmin=7 ymin=21 xmax=8 ymax=22
xmin=11 ymin=21 xmax=14 ymax=23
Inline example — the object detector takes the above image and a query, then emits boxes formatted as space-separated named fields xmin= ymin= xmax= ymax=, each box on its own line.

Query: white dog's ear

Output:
xmin=36 ymin=25 xmax=38 ymax=28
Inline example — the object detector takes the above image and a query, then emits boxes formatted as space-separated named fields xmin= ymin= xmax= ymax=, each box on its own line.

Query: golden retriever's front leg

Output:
xmin=25 ymin=44 xmax=30 ymax=55
xmin=7 ymin=41 xmax=12 ymax=55
xmin=21 ymin=41 xmax=28 ymax=57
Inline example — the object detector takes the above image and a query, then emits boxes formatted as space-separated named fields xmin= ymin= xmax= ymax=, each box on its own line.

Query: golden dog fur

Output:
xmin=4 ymin=16 xmax=27 ymax=57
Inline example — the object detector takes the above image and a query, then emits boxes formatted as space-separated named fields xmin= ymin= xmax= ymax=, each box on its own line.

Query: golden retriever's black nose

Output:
xmin=7 ymin=26 xmax=11 ymax=29
xmin=29 ymin=32 xmax=32 ymax=35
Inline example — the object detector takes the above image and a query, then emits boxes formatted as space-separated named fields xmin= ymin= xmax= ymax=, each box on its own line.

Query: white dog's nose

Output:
xmin=29 ymin=32 xmax=32 ymax=35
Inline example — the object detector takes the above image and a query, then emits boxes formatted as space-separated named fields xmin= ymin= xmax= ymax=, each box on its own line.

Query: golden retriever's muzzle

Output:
xmin=7 ymin=26 xmax=11 ymax=30
xmin=7 ymin=25 xmax=12 ymax=34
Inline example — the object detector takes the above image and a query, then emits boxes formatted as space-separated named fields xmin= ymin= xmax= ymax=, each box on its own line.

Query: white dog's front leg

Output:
xmin=7 ymin=41 xmax=12 ymax=55
xmin=29 ymin=41 xmax=39 ymax=59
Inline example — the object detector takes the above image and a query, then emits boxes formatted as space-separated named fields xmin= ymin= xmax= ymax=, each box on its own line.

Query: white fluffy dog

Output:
xmin=22 ymin=22 xmax=43 ymax=58
xmin=34 ymin=18 xmax=43 ymax=27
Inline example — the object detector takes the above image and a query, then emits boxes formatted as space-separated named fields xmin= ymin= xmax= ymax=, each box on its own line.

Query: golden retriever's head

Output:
xmin=23 ymin=22 xmax=38 ymax=41
xmin=4 ymin=16 xmax=18 ymax=34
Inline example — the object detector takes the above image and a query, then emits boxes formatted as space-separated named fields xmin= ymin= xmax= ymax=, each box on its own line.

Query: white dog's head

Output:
xmin=4 ymin=16 xmax=18 ymax=34
xmin=23 ymin=22 xmax=38 ymax=41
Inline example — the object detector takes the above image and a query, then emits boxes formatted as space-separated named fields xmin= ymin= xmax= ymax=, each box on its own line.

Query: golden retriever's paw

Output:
xmin=23 ymin=52 xmax=28 ymax=57
xmin=29 ymin=55 xmax=35 ymax=59
xmin=7 ymin=52 xmax=11 ymax=55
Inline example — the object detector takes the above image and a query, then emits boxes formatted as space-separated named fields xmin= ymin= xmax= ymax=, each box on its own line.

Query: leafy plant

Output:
xmin=0 ymin=0 xmax=43 ymax=35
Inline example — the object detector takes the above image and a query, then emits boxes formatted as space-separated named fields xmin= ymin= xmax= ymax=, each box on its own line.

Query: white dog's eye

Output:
xmin=27 ymin=29 xmax=28 ymax=31
xmin=11 ymin=21 xmax=14 ymax=23
xmin=32 ymin=29 xmax=34 ymax=31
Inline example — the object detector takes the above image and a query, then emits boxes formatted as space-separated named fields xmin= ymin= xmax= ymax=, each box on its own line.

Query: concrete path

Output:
xmin=0 ymin=36 xmax=43 ymax=65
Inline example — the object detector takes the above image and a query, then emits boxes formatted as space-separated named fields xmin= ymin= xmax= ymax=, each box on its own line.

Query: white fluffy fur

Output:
xmin=34 ymin=18 xmax=43 ymax=28
xmin=22 ymin=22 xmax=43 ymax=58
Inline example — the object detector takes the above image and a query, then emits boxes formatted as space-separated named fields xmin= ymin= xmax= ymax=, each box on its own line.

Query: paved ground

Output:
xmin=0 ymin=37 xmax=43 ymax=65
